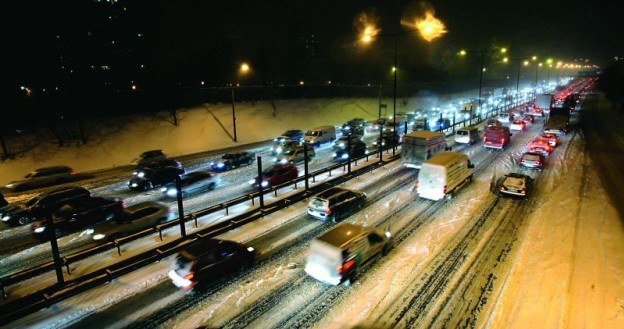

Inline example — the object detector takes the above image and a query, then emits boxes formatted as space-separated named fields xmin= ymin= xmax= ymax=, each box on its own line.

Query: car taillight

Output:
xmin=184 ymin=273 xmax=194 ymax=280
xmin=443 ymin=185 xmax=447 ymax=194
xmin=325 ymin=208 xmax=332 ymax=215
xmin=338 ymin=259 xmax=356 ymax=275
xmin=121 ymin=201 xmax=127 ymax=208
xmin=70 ymin=171 xmax=76 ymax=175
xmin=501 ymin=138 xmax=505 ymax=143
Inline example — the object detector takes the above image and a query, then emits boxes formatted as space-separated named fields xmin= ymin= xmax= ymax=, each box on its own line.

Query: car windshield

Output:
xmin=26 ymin=197 xmax=40 ymax=207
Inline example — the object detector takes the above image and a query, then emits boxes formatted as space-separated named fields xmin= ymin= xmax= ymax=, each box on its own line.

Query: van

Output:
xmin=401 ymin=131 xmax=447 ymax=169
xmin=304 ymin=223 xmax=391 ymax=285
xmin=454 ymin=126 xmax=480 ymax=145
xmin=483 ymin=125 xmax=511 ymax=149
xmin=304 ymin=125 xmax=336 ymax=147
xmin=416 ymin=152 xmax=474 ymax=201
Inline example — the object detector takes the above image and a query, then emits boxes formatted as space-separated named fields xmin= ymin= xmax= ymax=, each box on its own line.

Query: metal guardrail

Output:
xmin=0 ymin=150 xmax=400 ymax=325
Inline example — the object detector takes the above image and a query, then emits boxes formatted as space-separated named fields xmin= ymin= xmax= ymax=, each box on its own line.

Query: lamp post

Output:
xmin=459 ymin=47 xmax=507 ymax=116
xmin=503 ymin=57 xmax=530 ymax=95
xmin=231 ymin=63 xmax=251 ymax=143
xmin=534 ymin=62 xmax=543 ymax=97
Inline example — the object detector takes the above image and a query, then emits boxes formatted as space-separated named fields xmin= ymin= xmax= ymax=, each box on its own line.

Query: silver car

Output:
xmin=161 ymin=171 xmax=220 ymax=198
xmin=89 ymin=201 xmax=173 ymax=242
xmin=272 ymin=146 xmax=315 ymax=165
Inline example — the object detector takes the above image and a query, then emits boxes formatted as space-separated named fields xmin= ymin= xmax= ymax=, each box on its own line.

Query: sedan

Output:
xmin=509 ymin=120 xmax=526 ymax=132
xmin=333 ymin=140 xmax=368 ymax=162
xmin=161 ymin=171 xmax=221 ymax=198
xmin=333 ymin=135 xmax=363 ymax=150
xmin=211 ymin=152 xmax=255 ymax=171
xmin=528 ymin=138 xmax=553 ymax=155
xmin=373 ymin=133 xmax=400 ymax=147
xmin=5 ymin=166 xmax=77 ymax=192
xmin=498 ymin=173 xmax=532 ymax=198
xmin=520 ymin=152 xmax=545 ymax=170
xmin=89 ymin=202 xmax=173 ymax=242
xmin=129 ymin=166 xmax=185 ymax=191
xmin=280 ymin=129 xmax=304 ymax=142
xmin=249 ymin=163 xmax=298 ymax=188
xmin=540 ymin=133 xmax=558 ymax=147
xmin=32 ymin=197 xmax=124 ymax=238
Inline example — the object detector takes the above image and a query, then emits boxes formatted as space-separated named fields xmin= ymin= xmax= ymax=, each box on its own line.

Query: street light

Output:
xmin=231 ymin=63 xmax=251 ymax=142
xmin=502 ymin=57 xmax=530 ymax=94
xmin=360 ymin=12 xmax=446 ymax=154
xmin=458 ymin=47 xmax=507 ymax=114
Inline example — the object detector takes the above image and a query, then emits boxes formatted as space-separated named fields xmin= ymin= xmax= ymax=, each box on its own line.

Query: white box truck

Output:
xmin=535 ymin=94 xmax=553 ymax=113
xmin=401 ymin=131 xmax=447 ymax=169
xmin=416 ymin=151 xmax=474 ymax=201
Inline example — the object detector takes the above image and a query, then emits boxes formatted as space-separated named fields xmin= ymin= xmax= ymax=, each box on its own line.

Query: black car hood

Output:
xmin=3 ymin=203 xmax=29 ymax=216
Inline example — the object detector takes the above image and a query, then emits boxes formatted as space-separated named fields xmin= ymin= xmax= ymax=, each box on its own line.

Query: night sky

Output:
xmin=10 ymin=0 xmax=621 ymax=88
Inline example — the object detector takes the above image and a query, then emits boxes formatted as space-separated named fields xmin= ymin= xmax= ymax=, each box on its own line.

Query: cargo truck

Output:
xmin=401 ymin=131 xmax=447 ymax=169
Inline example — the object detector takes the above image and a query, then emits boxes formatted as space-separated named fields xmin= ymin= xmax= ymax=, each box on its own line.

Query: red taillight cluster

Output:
xmin=443 ymin=185 xmax=447 ymax=194
xmin=325 ymin=208 xmax=332 ymax=215
xmin=70 ymin=171 xmax=76 ymax=175
xmin=338 ymin=259 xmax=356 ymax=275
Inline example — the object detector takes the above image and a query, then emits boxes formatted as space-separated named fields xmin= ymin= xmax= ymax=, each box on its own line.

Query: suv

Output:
xmin=1 ymin=186 xmax=90 ymax=226
xmin=305 ymin=223 xmax=391 ymax=285
xmin=272 ymin=145 xmax=315 ymax=165
xmin=169 ymin=239 xmax=255 ymax=291
xmin=131 ymin=150 xmax=166 ymax=167
xmin=249 ymin=163 xmax=298 ymax=188
xmin=307 ymin=187 xmax=367 ymax=222
xmin=455 ymin=127 xmax=480 ymax=145
xmin=5 ymin=166 xmax=77 ymax=192
xmin=333 ymin=140 xmax=368 ymax=162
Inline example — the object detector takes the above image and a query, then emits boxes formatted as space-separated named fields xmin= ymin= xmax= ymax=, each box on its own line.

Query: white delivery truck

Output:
xmin=304 ymin=126 xmax=336 ymax=147
xmin=401 ymin=131 xmax=447 ymax=169
xmin=416 ymin=151 xmax=474 ymax=201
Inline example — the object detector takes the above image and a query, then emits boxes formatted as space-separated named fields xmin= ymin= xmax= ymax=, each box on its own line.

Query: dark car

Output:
xmin=131 ymin=150 xmax=167 ymax=167
xmin=0 ymin=192 xmax=7 ymax=208
xmin=161 ymin=171 xmax=221 ymax=198
xmin=498 ymin=173 xmax=533 ymax=198
xmin=341 ymin=118 xmax=366 ymax=135
xmin=5 ymin=166 xmax=77 ymax=192
xmin=333 ymin=140 xmax=368 ymax=162
xmin=129 ymin=165 xmax=185 ymax=191
xmin=90 ymin=201 xmax=172 ymax=242
xmin=169 ymin=239 xmax=255 ymax=292
xmin=279 ymin=130 xmax=304 ymax=142
xmin=432 ymin=118 xmax=451 ymax=131
xmin=249 ymin=163 xmax=298 ymax=188
xmin=332 ymin=135 xmax=363 ymax=150
xmin=272 ymin=145 xmax=315 ymax=165
xmin=136 ymin=158 xmax=183 ymax=171
xmin=307 ymin=187 xmax=367 ymax=222
xmin=211 ymin=152 xmax=255 ymax=171
xmin=1 ymin=186 xmax=90 ymax=226
xmin=32 ymin=196 xmax=124 ymax=238
xmin=373 ymin=133 xmax=400 ymax=147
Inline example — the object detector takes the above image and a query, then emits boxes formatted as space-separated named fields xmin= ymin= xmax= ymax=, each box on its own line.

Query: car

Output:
xmin=89 ymin=201 xmax=173 ymax=242
xmin=509 ymin=119 xmax=526 ymax=132
xmin=278 ymin=129 xmax=304 ymax=142
xmin=305 ymin=223 xmax=391 ymax=285
xmin=136 ymin=158 xmax=183 ymax=171
xmin=520 ymin=152 xmax=545 ymax=170
xmin=249 ymin=163 xmax=298 ymax=188
xmin=497 ymin=113 xmax=514 ymax=125
xmin=5 ymin=165 xmax=77 ymax=192
xmin=365 ymin=118 xmax=387 ymax=134
xmin=485 ymin=118 xmax=499 ymax=127
xmin=521 ymin=114 xmax=535 ymax=124
xmin=210 ymin=152 xmax=255 ymax=171
xmin=1 ymin=186 xmax=90 ymax=226
xmin=373 ymin=133 xmax=401 ymax=147
xmin=307 ymin=187 xmax=366 ymax=222
xmin=341 ymin=118 xmax=366 ymax=135
xmin=161 ymin=171 xmax=221 ymax=198
xmin=540 ymin=133 xmax=558 ymax=147
xmin=333 ymin=135 xmax=363 ymax=150
xmin=272 ymin=145 xmax=315 ymax=165
xmin=31 ymin=196 xmax=124 ymax=238
xmin=454 ymin=126 xmax=480 ymax=145
xmin=498 ymin=173 xmax=532 ymax=198
xmin=129 ymin=164 xmax=185 ymax=191
xmin=169 ymin=239 xmax=255 ymax=291
xmin=130 ymin=150 xmax=166 ymax=167
xmin=431 ymin=118 xmax=451 ymax=131
xmin=333 ymin=140 xmax=368 ymax=162
xmin=528 ymin=138 xmax=553 ymax=155
xmin=271 ymin=139 xmax=301 ymax=156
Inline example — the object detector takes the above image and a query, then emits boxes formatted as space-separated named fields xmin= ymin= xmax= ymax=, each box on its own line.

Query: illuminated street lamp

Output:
xmin=503 ymin=57 xmax=530 ymax=94
xmin=458 ymin=47 xmax=508 ymax=113
xmin=231 ymin=63 xmax=251 ymax=142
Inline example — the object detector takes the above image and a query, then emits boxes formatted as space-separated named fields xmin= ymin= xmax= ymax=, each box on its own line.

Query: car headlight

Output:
xmin=332 ymin=152 xmax=337 ymax=157
xmin=5 ymin=184 xmax=13 ymax=188
xmin=345 ymin=126 xmax=350 ymax=130
xmin=274 ymin=138 xmax=279 ymax=142
xmin=160 ymin=187 xmax=167 ymax=192
xmin=247 ymin=246 xmax=255 ymax=252
xmin=275 ymin=147 xmax=282 ymax=153
xmin=167 ymin=189 xmax=177 ymax=196
xmin=249 ymin=179 xmax=256 ymax=185
xmin=1 ymin=215 xmax=11 ymax=222
xmin=261 ymin=181 xmax=268 ymax=187
xmin=210 ymin=161 xmax=215 ymax=166
xmin=217 ymin=163 xmax=225 ymax=168
xmin=85 ymin=228 xmax=94 ymax=234
xmin=342 ymin=154 xmax=349 ymax=159
xmin=93 ymin=233 xmax=106 ymax=240
xmin=131 ymin=183 xmax=138 ymax=187
xmin=339 ymin=143 xmax=344 ymax=147
xmin=137 ymin=172 xmax=145 ymax=178
xmin=500 ymin=186 xmax=506 ymax=191
xmin=280 ymin=158 xmax=287 ymax=164
xmin=385 ymin=231 xmax=392 ymax=238
xmin=34 ymin=226 xmax=46 ymax=233
xmin=272 ymin=158 xmax=278 ymax=162
xmin=382 ymin=142 xmax=386 ymax=146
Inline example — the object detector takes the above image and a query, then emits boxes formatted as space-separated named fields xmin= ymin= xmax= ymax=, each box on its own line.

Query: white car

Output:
xmin=509 ymin=120 xmax=526 ymax=132
xmin=498 ymin=173 xmax=532 ymax=198
xmin=497 ymin=113 xmax=514 ymax=124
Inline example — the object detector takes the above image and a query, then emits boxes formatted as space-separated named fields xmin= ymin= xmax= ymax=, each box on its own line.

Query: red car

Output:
xmin=521 ymin=114 xmax=534 ymax=124
xmin=528 ymin=138 xmax=553 ymax=155
xmin=532 ymin=107 xmax=543 ymax=117
xmin=249 ymin=163 xmax=299 ymax=188
xmin=540 ymin=133 xmax=558 ymax=147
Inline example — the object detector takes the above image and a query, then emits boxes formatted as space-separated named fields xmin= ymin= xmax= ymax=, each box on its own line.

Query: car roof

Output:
xmin=35 ymin=165 xmax=72 ymax=172
xmin=314 ymin=187 xmax=350 ymax=199
xmin=506 ymin=173 xmax=528 ymax=179
xmin=125 ymin=201 xmax=165 ymax=212
xmin=317 ymin=223 xmax=368 ymax=247
xmin=180 ymin=239 xmax=234 ymax=258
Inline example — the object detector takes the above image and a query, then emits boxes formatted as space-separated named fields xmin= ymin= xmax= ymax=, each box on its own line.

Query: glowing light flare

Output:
xmin=240 ymin=63 xmax=250 ymax=73
xmin=360 ymin=25 xmax=380 ymax=43
xmin=356 ymin=12 xmax=380 ymax=44
xmin=405 ymin=11 xmax=447 ymax=42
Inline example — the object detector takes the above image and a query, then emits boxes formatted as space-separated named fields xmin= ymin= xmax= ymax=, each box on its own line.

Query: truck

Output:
xmin=401 ymin=131 xmax=447 ymax=169
xmin=416 ymin=151 xmax=474 ymax=201
xmin=483 ymin=125 xmax=511 ymax=149
xmin=535 ymin=94 xmax=553 ymax=114
xmin=543 ymin=107 xmax=570 ymax=135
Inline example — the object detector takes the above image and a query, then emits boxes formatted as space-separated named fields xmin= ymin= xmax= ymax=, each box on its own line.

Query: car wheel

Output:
xmin=344 ymin=271 xmax=357 ymax=286
xmin=18 ymin=217 xmax=31 ymax=225
xmin=209 ymin=182 xmax=216 ymax=191
xmin=331 ymin=213 xmax=339 ymax=223
xmin=382 ymin=242 xmax=391 ymax=256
